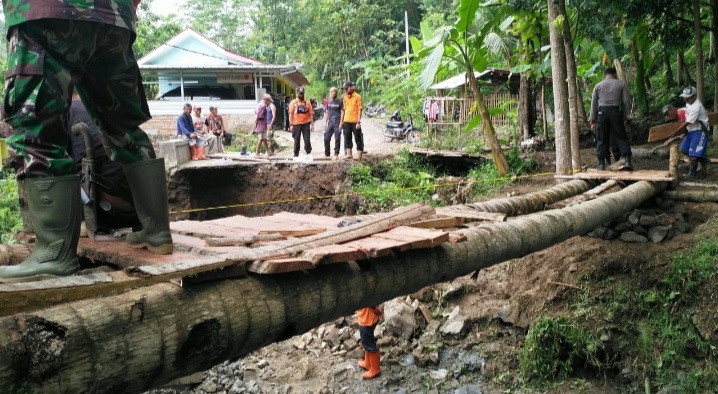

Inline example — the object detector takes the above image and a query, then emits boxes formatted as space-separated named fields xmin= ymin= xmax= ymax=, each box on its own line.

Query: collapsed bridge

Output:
xmin=0 ymin=175 xmax=674 ymax=393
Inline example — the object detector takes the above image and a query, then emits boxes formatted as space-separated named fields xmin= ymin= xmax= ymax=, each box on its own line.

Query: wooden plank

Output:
xmin=648 ymin=122 xmax=679 ymax=143
xmin=378 ymin=226 xmax=450 ymax=247
xmin=435 ymin=208 xmax=507 ymax=222
xmin=649 ymin=113 xmax=718 ymax=142
xmin=171 ymin=221 xmax=257 ymax=238
xmin=409 ymin=216 xmax=465 ymax=229
xmin=135 ymin=203 xmax=435 ymax=276
xmin=0 ymin=272 xmax=114 ymax=292
xmin=555 ymin=170 xmax=674 ymax=182
xmin=257 ymin=228 xmax=326 ymax=237
xmin=205 ymin=234 xmax=285 ymax=246
xmin=449 ymin=232 xmax=468 ymax=244
xmin=247 ymin=258 xmax=315 ymax=274
xmin=1 ymin=204 xmax=435 ymax=315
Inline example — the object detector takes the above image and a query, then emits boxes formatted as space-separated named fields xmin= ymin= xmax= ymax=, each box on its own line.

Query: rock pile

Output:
xmin=588 ymin=203 xmax=690 ymax=244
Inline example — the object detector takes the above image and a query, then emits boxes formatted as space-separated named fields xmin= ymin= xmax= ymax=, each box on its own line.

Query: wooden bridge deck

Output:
xmin=0 ymin=205 xmax=472 ymax=316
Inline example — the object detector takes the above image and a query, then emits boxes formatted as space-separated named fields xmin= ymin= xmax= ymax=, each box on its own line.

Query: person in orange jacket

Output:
xmin=357 ymin=305 xmax=383 ymax=379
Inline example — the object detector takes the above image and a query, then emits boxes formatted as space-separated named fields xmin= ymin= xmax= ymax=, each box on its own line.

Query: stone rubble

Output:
xmin=588 ymin=201 xmax=690 ymax=244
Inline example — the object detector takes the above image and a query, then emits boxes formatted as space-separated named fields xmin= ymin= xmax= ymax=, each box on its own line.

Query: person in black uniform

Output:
xmin=324 ymin=87 xmax=343 ymax=160
xmin=589 ymin=67 xmax=633 ymax=171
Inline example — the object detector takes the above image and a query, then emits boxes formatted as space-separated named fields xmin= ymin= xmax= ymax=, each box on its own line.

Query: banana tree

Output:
xmin=414 ymin=0 xmax=510 ymax=175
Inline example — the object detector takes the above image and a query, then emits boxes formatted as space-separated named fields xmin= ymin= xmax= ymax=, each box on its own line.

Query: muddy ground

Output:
xmin=152 ymin=132 xmax=717 ymax=394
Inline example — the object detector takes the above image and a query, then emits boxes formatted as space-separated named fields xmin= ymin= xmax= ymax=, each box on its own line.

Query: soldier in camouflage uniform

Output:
xmin=0 ymin=0 xmax=174 ymax=281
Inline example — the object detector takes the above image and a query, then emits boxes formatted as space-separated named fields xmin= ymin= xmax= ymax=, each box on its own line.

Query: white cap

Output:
xmin=680 ymin=86 xmax=697 ymax=98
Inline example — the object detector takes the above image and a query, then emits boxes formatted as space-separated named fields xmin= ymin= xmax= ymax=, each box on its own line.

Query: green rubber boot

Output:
xmin=0 ymin=175 xmax=81 ymax=282
xmin=124 ymin=159 xmax=174 ymax=254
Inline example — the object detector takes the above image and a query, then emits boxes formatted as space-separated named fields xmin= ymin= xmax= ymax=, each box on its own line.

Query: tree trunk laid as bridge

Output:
xmin=663 ymin=190 xmax=718 ymax=202
xmin=0 ymin=181 xmax=666 ymax=394
xmin=448 ymin=179 xmax=596 ymax=216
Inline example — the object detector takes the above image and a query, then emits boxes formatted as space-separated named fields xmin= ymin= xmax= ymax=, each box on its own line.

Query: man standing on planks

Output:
xmin=589 ymin=67 xmax=633 ymax=171
xmin=0 ymin=0 xmax=174 ymax=281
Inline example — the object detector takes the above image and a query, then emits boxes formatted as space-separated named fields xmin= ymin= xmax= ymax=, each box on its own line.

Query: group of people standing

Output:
xmin=279 ymin=81 xmax=364 ymax=160
xmin=177 ymin=104 xmax=232 ymax=160
xmin=590 ymin=67 xmax=710 ymax=178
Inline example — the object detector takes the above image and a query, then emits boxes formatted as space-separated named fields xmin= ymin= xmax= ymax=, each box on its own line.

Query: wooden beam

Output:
xmin=205 ymin=234 xmax=285 ymax=247
xmin=257 ymin=229 xmax=326 ymax=237
xmin=648 ymin=122 xmax=680 ymax=143
xmin=434 ymin=208 xmax=507 ymax=222
xmin=649 ymin=112 xmax=718 ymax=142
xmin=555 ymin=170 xmax=674 ymax=182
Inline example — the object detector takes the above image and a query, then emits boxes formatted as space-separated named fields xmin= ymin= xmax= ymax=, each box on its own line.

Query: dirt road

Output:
xmin=272 ymin=118 xmax=407 ymax=159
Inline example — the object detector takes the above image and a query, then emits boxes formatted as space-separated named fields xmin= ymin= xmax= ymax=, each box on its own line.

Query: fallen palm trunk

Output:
xmin=350 ymin=179 xmax=596 ymax=224
xmin=444 ymin=179 xmax=596 ymax=216
xmin=548 ymin=180 xmax=621 ymax=209
xmin=663 ymin=189 xmax=718 ymax=202
xmin=0 ymin=181 xmax=666 ymax=394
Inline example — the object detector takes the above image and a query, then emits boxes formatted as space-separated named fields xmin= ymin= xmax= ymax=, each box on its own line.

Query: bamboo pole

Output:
xmin=0 ymin=181 xmax=666 ymax=394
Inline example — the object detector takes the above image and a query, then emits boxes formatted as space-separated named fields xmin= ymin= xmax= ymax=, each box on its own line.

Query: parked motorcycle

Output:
xmin=365 ymin=103 xmax=386 ymax=118
xmin=313 ymin=106 xmax=325 ymax=121
xmin=384 ymin=114 xmax=418 ymax=144
xmin=385 ymin=109 xmax=403 ymax=129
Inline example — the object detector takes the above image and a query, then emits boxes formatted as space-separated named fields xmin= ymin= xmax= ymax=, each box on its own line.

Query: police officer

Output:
xmin=589 ymin=67 xmax=633 ymax=171
xmin=0 ymin=0 xmax=173 ymax=281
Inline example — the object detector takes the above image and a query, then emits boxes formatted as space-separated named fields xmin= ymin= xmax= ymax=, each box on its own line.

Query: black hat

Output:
xmin=342 ymin=81 xmax=356 ymax=89
xmin=297 ymin=86 xmax=305 ymax=93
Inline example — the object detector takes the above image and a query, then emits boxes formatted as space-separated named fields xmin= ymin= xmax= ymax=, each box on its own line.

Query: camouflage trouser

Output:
xmin=2 ymin=19 xmax=155 ymax=178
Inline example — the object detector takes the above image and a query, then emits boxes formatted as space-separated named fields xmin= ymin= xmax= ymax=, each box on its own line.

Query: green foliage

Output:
xmin=543 ymin=239 xmax=718 ymax=391
xmin=347 ymin=147 xmax=437 ymax=212
xmin=466 ymin=149 xmax=536 ymax=197
xmin=0 ymin=176 xmax=22 ymax=244
xmin=520 ymin=316 xmax=604 ymax=381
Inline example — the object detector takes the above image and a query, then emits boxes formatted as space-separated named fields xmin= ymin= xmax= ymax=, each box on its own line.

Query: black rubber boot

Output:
xmin=622 ymin=155 xmax=634 ymax=171
xmin=686 ymin=160 xmax=698 ymax=178
xmin=124 ymin=159 xmax=174 ymax=254
xmin=0 ymin=175 xmax=81 ymax=282
xmin=596 ymin=158 xmax=606 ymax=171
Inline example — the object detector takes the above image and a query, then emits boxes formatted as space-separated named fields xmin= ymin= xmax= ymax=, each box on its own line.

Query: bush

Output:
xmin=0 ymin=176 xmax=22 ymax=243
xmin=520 ymin=316 xmax=605 ymax=381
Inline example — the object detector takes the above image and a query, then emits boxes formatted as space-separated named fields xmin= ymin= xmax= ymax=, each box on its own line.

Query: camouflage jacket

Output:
xmin=3 ymin=0 xmax=138 ymax=32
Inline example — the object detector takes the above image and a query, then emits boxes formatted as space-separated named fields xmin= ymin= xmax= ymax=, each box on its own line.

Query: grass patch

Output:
xmin=521 ymin=239 xmax=718 ymax=392
xmin=347 ymin=147 xmax=436 ymax=212
xmin=467 ymin=149 xmax=537 ymax=198
xmin=520 ymin=316 xmax=605 ymax=381
xmin=0 ymin=175 xmax=22 ymax=243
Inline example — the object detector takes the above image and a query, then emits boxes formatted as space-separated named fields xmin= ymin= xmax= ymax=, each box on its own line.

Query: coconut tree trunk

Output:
xmin=713 ymin=0 xmax=718 ymax=140
xmin=559 ymin=0 xmax=582 ymax=172
xmin=466 ymin=69 xmax=509 ymax=175
xmin=630 ymin=38 xmax=649 ymax=115
xmin=664 ymin=46 xmax=675 ymax=89
xmin=0 ymin=181 xmax=666 ymax=394
xmin=541 ymin=81 xmax=548 ymax=139
xmin=694 ymin=0 xmax=705 ymax=102
xmin=519 ymin=74 xmax=531 ymax=139
xmin=547 ymin=0 xmax=572 ymax=176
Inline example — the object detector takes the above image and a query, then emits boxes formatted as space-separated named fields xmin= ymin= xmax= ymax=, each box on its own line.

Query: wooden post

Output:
xmin=669 ymin=143 xmax=680 ymax=188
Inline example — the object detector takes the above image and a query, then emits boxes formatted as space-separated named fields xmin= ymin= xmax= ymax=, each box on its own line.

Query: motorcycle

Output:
xmin=384 ymin=114 xmax=418 ymax=144
xmin=385 ymin=109 xmax=403 ymax=129
xmin=313 ymin=106 xmax=325 ymax=121
xmin=365 ymin=103 xmax=386 ymax=118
